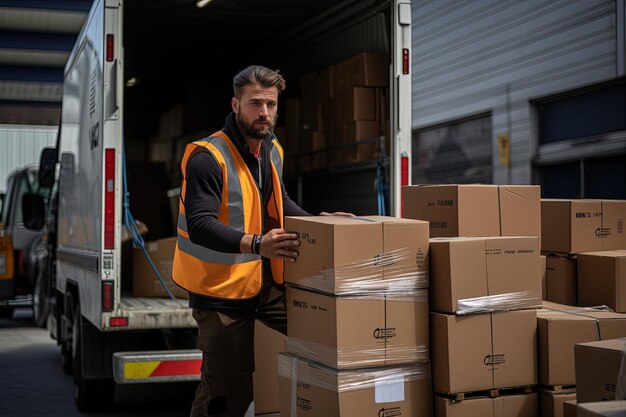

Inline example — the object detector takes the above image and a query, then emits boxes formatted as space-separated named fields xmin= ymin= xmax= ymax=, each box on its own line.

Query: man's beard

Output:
xmin=237 ymin=113 xmax=277 ymax=141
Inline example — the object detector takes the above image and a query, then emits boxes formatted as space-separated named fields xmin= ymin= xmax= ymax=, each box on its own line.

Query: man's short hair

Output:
xmin=233 ymin=65 xmax=286 ymax=98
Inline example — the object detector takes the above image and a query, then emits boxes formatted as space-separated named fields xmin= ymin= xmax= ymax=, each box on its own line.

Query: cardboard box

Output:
xmin=577 ymin=401 xmax=626 ymax=416
xmin=430 ymin=310 xmax=537 ymax=394
xmin=132 ymin=237 xmax=187 ymax=299
xmin=333 ymin=52 xmax=389 ymax=94
xmin=429 ymin=236 xmax=541 ymax=314
xmin=541 ymin=199 xmax=626 ymax=254
xmin=578 ymin=251 xmax=626 ymax=313
xmin=403 ymin=184 xmax=541 ymax=239
xmin=435 ymin=393 xmax=538 ymax=417
xmin=545 ymin=256 xmax=577 ymax=306
xmin=540 ymin=391 xmax=577 ymax=417
xmin=287 ymin=286 xmax=429 ymax=369
xmin=499 ymin=185 xmax=542 ymax=242
xmin=253 ymin=320 xmax=287 ymax=415
xmin=542 ymin=255 xmax=547 ymax=300
xmin=356 ymin=216 xmax=429 ymax=288
xmin=284 ymin=216 xmax=384 ymax=294
xmin=336 ymin=86 xmax=377 ymax=124
xmin=402 ymin=185 xmax=500 ymax=237
xmin=575 ymin=338 xmax=626 ymax=403
xmin=343 ymin=121 xmax=381 ymax=163
xmin=538 ymin=302 xmax=626 ymax=386
xmin=278 ymin=353 xmax=433 ymax=417
xmin=563 ymin=400 xmax=577 ymax=417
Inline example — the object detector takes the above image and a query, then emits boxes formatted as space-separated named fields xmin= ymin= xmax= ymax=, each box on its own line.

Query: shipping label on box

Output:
xmin=287 ymin=286 xmax=429 ymax=369
xmin=575 ymin=338 xmax=626 ymax=403
xmin=578 ymin=251 xmax=626 ymax=313
xmin=278 ymin=353 xmax=432 ymax=417
xmin=430 ymin=310 xmax=537 ymax=394
xmin=435 ymin=393 xmax=538 ymax=417
xmin=429 ymin=236 xmax=541 ymax=314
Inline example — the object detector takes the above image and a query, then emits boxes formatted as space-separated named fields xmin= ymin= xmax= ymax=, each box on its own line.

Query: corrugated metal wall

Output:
xmin=411 ymin=0 xmax=619 ymax=184
xmin=0 ymin=124 xmax=57 ymax=192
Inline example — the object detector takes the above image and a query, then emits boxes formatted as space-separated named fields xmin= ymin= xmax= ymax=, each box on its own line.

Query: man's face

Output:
xmin=232 ymin=83 xmax=278 ymax=141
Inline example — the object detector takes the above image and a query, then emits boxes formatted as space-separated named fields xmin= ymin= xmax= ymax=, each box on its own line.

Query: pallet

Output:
xmin=538 ymin=384 xmax=576 ymax=394
xmin=436 ymin=385 xmax=534 ymax=402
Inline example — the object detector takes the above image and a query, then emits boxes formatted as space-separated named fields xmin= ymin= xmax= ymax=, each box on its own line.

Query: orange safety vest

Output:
xmin=172 ymin=131 xmax=285 ymax=299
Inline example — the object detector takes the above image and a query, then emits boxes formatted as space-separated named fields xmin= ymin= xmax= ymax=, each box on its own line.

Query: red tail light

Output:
xmin=106 ymin=34 xmax=114 ymax=62
xmin=104 ymin=149 xmax=115 ymax=249
xmin=402 ymin=48 xmax=409 ymax=74
xmin=401 ymin=155 xmax=409 ymax=186
xmin=400 ymin=155 xmax=409 ymax=217
xmin=102 ymin=281 xmax=114 ymax=311
xmin=109 ymin=317 xmax=128 ymax=327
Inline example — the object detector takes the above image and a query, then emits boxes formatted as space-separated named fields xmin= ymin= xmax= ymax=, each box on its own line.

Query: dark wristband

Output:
xmin=250 ymin=234 xmax=257 ymax=254
xmin=253 ymin=234 xmax=263 ymax=255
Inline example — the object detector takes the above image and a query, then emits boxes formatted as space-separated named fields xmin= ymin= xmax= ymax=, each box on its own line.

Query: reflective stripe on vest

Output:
xmin=177 ymin=213 xmax=259 ymax=265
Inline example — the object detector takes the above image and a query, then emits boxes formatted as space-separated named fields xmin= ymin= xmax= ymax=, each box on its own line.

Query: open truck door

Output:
xmin=390 ymin=0 xmax=412 ymax=217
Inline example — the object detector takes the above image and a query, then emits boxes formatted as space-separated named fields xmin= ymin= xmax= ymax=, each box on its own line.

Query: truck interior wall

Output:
xmin=122 ymin=0 xmax=392 ymax=240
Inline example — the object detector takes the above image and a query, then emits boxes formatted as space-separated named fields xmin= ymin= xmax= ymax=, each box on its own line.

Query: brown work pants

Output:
xmin=190 ymin=286 xmax=286 ymax=417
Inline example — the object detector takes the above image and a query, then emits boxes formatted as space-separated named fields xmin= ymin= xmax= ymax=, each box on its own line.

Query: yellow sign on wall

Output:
xmin=497 ymin=134 xmax=510 ymax=167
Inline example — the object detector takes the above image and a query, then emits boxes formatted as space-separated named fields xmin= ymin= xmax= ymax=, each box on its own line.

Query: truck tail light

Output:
xmin=109 ymin=317 xmax=128 ymax=327
xmin=104 ymin=148 xmax=115 ymax=249
xmin=400 ymin=155 xmax=409 ymax=217
xmin=402 ymin=48 xmax=409 ymax=74
xmin=102 ymin=281 xmax=114 ymax=311
xmin=106 ymin=34 xmax=114 ymax=62
xmin=0 ymin=232 xmax=14 ymax=279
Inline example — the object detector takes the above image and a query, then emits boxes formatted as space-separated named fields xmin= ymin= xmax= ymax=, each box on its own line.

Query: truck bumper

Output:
xmin=113 ymin=349 xmax=202 ymax=383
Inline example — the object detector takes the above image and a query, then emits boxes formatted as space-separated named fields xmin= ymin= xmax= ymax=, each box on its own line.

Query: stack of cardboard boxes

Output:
xmin=279 ymin=215 xmax=433 ymax=417
xmin=541 ymin=199 xmax=626 ymax=307
xmin=403 ymin=184 xmax=542 ymax=416
xmin=539 ymin=198 xmax=626 ymax=416
xmin=276 ymin=52 xmax=390 ymax=173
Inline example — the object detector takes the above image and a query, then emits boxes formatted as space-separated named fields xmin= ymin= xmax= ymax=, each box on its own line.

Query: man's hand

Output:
xmin=259 ymin=228 xmax=300 ymax=262
xmin=319 ymin=211 xmax=355 ymax=217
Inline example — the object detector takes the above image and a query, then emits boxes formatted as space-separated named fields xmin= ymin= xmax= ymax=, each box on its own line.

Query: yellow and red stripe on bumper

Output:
xmin=113 ymin=350 xmax=202 ymax=383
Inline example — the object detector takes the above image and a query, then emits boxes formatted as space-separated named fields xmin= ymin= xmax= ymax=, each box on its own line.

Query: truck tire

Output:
xmin=72 ymin=301 xmax=114 ymax=412
xmin=60 ymin=292 xmax=75 ymax=375
xmin=33 ymin=272 xmax=50 ymax=328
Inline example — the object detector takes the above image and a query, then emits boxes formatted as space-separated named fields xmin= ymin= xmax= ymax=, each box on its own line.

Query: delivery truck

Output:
xmin=34 ymin=0 xmax=412 ymax=411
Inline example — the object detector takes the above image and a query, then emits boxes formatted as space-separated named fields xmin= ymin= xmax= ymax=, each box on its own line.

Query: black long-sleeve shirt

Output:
xmin=184 ymin=112 xmax=309 ymax=310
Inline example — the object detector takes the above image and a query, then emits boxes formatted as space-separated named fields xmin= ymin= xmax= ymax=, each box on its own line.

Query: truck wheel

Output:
xmin=33 ymin=272 xmax=50 ymax=328
xmin=60 ymin=293 xmax=75 ymax=375
xmin=72 ymin=301 xmax=114 ymax=411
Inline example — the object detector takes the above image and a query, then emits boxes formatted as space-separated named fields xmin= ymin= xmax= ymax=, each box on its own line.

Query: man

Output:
xmin=172 ymin=65 xmax=350 ymax=417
